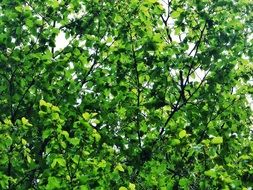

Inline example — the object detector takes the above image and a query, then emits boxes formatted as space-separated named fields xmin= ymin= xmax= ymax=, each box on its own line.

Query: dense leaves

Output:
xmin=0 ymin=0 xmax=253 ymax=189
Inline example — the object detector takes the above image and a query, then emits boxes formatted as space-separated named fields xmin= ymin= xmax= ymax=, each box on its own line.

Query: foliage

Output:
xmin=0 ymin=0 xmax=253 ymax=189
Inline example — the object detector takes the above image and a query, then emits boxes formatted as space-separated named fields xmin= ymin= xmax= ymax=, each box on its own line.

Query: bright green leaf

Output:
xmin=211 ymin=137 xmax=223 ymax=144
xmin=69 ymin=137 xmax=80 ymax=146
xmin=115 ymin=163 xmax=124 ymax=172
xmin=119 ymin=187 xmax=128 ymax=190
xmin=204 ymin=169 xmax=217 ymax=178
xmin=129 ymin=183 xmax=136 ymax=190
xmin=179 ymin=130 xmax=187 ymax=138
xmin=82 ymin=112 xmax=90 ymax=120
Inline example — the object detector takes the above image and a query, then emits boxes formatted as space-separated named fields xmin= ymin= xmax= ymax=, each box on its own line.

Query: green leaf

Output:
xmin=80 ymin=185 xmax=89 ymax=190
xmin=179 ymin=178 xmax=189 ymax=187
xmin=52 ymin=112 xmax=60 ymax=120
xmin=74 ymin=48 xmax=81 ymax=56
xmin=69 ymin=137 xmax=80 ymax=146
xmin=146 ymin=0 xmax=157 ymax=3
xmin=57 ymin=158 xmax=66 ymax=167
xmin=27 ymin=155 xmax=32 ymax=163
xmin=171 ymin=11 xmax=181 ymax=18
xmin=82 ymin=112 xmax=90 ymax=120
xmin=21 ymin=139 xmax=27 ymax=145
xmin=15 ymin=6 xmax=22 ymax=12
xmin=52 ymin=158 xmax=66 ymax=168
xmin=25 ymin=19 xmax=33 ymax=27
xmin=119 ymin=187 xmax=128 ymax=190
xmin=3 ymin=119 xmax=12 ymax=126
xmin=52 ymin=106 xmax=60 ymax=112
xmin=129 ymin=183 xmax=136 ymax=190
xmin=51 ymin=0 xmax=59 ymax=8
xmin=42 ymin=129 xmax=52 ymax=140
xmin=46 ymin=177 xmax=61 ymax=189
xmin=171 ymin=139 xmax=181 ymax=146
xmin=211 ymin=137 xmax=223 ymax=144
xmin=115 ymin=15 xmax=123 ymax=22
xmin=98 ymin=159 xmax=107 ymax=168
xmin=92 ymin=129 xmax=101 ymax=142
xmin=115 ymin=163 xmax=124 ymax=172
xmin=0 ymin=172 xmax=9 ymax=188
xmin=204 ymin=169 xmax=217 ymax=178
xmin=61 ymin=131 xmax=69 ymax=139
xmin=21 ymin=117 xmax=32 ymax=126
xmin=40 ymin=99 xmax=50 ymax=107
xmin=179 ymin=130 xmax=187 ymax=138
xmin=239 ymin=155 xmax=250 ymax=160
xmin=4 ymin=135 xmax=13 ymax=147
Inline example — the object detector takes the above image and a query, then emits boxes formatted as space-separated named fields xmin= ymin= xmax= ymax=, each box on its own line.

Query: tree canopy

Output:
xmin=0 ymin=0 xmax=253 ymax=189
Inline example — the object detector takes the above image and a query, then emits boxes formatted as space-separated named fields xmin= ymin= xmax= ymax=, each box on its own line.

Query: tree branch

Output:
xmin=158 ymin=68 xmax=210 ymax=139
xmin=188 ymin=21 xmax=207 ymax=57
xmin=130 ymin=30 xmax=142 ymax=150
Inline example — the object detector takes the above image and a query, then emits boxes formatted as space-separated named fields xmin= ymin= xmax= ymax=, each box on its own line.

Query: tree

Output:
xmin=0 ymin=0 xmax=253 ymax=189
